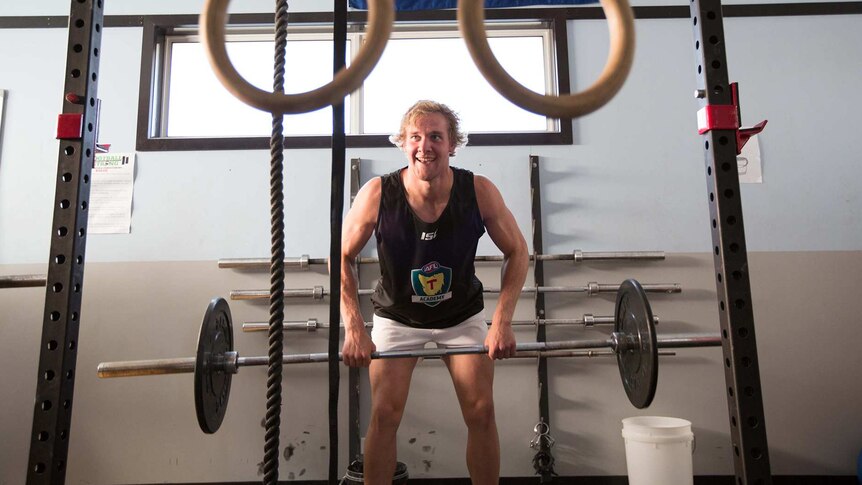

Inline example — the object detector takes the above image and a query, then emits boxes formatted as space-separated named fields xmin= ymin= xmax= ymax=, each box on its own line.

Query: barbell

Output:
xmin=96 ymin=279 xmax=720 ymax=434
xmin=240 ymin=313 xmax=661 ymax=332
xmin=229 ymin=282 xmax=682 ymax=301
xmin=199 ymin=0 xmax=635 ymax=118
xmin=217 ymin=250 xmax=666 ymax=270
xmin=0 ymin=274 xmax=47 ymax=289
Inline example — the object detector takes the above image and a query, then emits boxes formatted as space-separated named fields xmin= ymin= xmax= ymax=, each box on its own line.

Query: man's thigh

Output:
xmin=443 ymin=353 xmax=495 ymax=406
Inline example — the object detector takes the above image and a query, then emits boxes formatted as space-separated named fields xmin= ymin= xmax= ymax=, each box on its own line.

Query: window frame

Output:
xmin=135 ymin=10 xmax=573 ymax=152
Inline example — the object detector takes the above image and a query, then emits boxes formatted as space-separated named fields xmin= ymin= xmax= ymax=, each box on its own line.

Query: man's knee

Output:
xmin=462 ymin=398 xmax=496 ymax=430
xmin=370 ymin=400 xmax=407 ymax=431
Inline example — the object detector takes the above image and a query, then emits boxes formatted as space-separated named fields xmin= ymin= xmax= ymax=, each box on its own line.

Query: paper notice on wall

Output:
xmin=737 ymin=135 xmax=763 ymax=184
xmin=88 ymin=153 xmax=136 ymax=234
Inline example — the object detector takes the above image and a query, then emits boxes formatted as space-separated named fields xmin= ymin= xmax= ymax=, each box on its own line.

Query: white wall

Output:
xmin=1 ymin=2 xmax=861 ymax=484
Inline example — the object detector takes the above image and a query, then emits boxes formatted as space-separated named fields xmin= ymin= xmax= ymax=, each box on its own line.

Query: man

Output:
xmin=340 ymin=100 xmax=528 ymax=485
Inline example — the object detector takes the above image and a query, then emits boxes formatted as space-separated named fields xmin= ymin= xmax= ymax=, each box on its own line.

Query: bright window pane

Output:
xmin=362 ymin=35 xmax=548 ymax=136
xmin=166 ymin=39 xmax=348 ymax=137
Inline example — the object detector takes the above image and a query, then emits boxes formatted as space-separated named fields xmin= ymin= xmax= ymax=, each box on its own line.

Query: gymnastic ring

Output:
xmin=200 ymin=0 xmax=394 ymax=114
xmin=457 ymin=0 xmax=635 ymax=119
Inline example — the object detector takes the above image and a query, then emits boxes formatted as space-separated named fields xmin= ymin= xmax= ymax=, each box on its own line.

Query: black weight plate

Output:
xmin=615 ymin=279 xmax=658 ymax=409
xmin=195 ymin=297 xmax=233 ymax=434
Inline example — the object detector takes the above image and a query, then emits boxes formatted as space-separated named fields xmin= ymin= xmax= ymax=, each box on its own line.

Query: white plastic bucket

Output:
xmin=622 ymin=416 xmax=694 ymax=485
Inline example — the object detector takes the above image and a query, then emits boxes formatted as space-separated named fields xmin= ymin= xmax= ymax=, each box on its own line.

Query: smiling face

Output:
xmin=403 ymin=112 xmax=456 ymax=183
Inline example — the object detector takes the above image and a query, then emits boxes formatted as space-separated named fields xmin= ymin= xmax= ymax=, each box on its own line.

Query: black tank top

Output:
xmin=371 ymin=167 xmax=485 ymax=329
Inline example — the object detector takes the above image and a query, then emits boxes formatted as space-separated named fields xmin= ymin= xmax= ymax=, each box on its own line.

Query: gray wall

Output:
xmin=1 ymin=1 xmax=860 ymax=483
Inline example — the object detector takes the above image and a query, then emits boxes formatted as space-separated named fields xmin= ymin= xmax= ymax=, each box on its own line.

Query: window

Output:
xmin=136 ymin=11 xmax=571 ymax=150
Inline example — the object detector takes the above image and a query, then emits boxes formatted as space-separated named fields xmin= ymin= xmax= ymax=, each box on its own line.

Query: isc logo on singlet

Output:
xmin=419 ymin=230 xmax=437 ymax=241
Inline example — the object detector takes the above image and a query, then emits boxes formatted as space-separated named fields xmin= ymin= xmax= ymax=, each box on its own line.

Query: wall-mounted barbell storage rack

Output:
xmin=25 ymin=1 xmax=772 ymax=483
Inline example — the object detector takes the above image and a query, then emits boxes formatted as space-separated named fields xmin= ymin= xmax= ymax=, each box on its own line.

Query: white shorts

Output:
xmin=371 ymin=310 xmax=488 ymax=352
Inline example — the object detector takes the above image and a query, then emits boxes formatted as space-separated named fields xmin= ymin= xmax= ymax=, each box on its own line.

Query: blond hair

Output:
xmin=389 ymin=100 xmax=468 ymax=152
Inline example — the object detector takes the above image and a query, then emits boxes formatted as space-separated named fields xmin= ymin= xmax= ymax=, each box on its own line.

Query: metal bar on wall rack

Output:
xmin=27 ymin=0 xmax=103 ymax=483
xmin=530 ymin=155 xmax=555 ymax=481
xmin=690 ymin=1 xmax=772 ymax=482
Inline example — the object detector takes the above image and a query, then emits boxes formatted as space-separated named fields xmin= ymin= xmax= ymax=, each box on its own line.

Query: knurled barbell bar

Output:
xmin=218 ymin=250 xmax=665 ymax=270
xmin=0 ymin=274 xmax=47 ymax=289
xmin=229 ymin=282 xmax=681 ymax=301
xmin=96 ymin=279 xmax=720 ymax=434
xmin=240 ymin=314 xmax=660 ymax=332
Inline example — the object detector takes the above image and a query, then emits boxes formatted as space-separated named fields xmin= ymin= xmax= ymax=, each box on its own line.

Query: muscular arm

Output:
xmin=340 ymin=178 xmax=381 ymax=367
xmin=475 ymin=175 xmax=529 ymax=359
